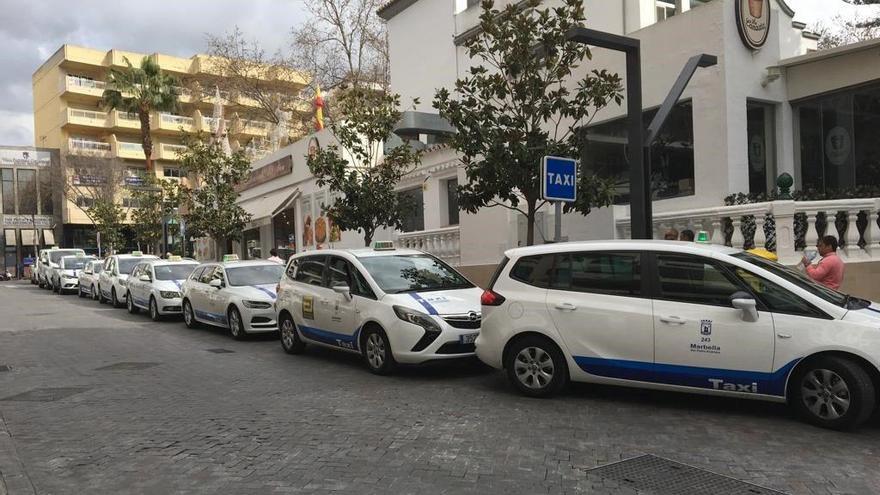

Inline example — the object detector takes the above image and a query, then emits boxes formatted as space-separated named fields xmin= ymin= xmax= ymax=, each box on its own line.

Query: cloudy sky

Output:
xmin=0 ymin=0 xmax=873 ymax=147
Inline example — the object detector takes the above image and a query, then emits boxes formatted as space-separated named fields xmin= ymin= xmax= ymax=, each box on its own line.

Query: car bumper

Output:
xmin=240 ymin=306 xmax=278 ymax=333
xmin=156 ymin=296 xmax=183 ymax=315
xmin=60 ymin=279 xmax=80 ymax=290
xmin=474 ymin=316 xmax=505 ymax=370
xmin=387 ymin=319 xmax=481 ymax=365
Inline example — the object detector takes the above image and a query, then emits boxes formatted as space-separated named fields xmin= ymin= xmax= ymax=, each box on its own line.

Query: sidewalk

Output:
xmin=0 ymin=409 xmax=35 ymax=495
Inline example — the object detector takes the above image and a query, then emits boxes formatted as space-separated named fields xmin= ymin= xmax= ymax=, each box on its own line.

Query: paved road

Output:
xmin=0 ymin=281 xmax=878 ymax=495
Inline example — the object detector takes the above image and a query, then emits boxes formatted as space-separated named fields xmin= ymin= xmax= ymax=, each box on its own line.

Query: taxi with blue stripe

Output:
xmin=125 ymin=256 xmax=199 ymax=321
xmin=181 ymin=256 xmax=284 ymax=339
xmin=275 ymin=242 xmax=483 ymax=374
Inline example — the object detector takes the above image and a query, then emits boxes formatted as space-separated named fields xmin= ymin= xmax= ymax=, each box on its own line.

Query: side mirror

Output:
xmin=730 ymin=291 xmax=759 ymax=322
xmin=139 ymin=274 xmax=151 ymax=282
xmin=209 ymin=279 xmax=223 ymax=289
xmin=332 ymin=285 xmax=352 ymax=301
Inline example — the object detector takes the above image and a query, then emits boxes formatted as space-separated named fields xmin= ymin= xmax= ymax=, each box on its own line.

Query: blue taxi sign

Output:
xmin=541 ymin=156 xmax=577 ymax=202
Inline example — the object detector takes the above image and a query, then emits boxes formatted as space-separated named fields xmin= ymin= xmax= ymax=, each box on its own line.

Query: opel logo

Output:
xmin=468 ymin=311 xmax=479 ymax=321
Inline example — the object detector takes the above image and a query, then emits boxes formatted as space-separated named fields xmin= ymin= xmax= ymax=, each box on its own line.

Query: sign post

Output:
xmin=541 ymin=156 xmax=578 ymax=242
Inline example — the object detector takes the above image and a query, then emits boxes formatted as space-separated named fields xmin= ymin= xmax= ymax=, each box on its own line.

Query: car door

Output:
xmin=650 ymin=253 xmax=775 ymax=394
xmin=99 ymin=258 xmax=114 ymax=297
xmin=184 ymin=266 xmax=206 ymax=309
xmin=290 ymin=256 xmax=332 ymax=341
xmin=131 ymin=263 xmax=149 ymax=307
xmin=207 ymin=267 xmax=228 ymax=323
xmin=545 ymin=251 xmax=655 ymax=377
xmin=316 ymin=256 xmax=360 ymax=348
xmin=191 ymin=266 xmax=217 ymax=321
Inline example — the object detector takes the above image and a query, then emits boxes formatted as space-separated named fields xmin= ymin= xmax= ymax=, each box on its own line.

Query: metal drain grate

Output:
xmin=205 ymin=348 xmax=235 ymax=354
xmin=0 ymin=387 xmax=90 ymax=402
xmin=587 ymin=455 xmax=785 ymax=495
xmin=94 ymin=362 xmax=160 ymax=371
xmin=0 ymin=365 xmax=10 ymax=372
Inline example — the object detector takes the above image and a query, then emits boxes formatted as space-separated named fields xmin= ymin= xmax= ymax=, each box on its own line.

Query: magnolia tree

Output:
xmin=62 ymin=154 xmax=128 ymax=255
xmin=434 ymin=0 xmax=622 ymax=245
xmin=130 ymin=175 xmax=182 ymax=254
xmin=308 ymin=88 xmax=421 ymax=246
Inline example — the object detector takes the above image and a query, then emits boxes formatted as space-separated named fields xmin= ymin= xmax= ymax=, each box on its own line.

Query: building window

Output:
xmin=121 ymin=197 xmax=139 ymax=208
xmin=582 ymin=100 xmax=695 ymax=203
xmin=125 ymin=167 xmax=146 ymax=187
xmin=747 ymin=101 xmax=776 ymax=196
xmin=656 ymin=1 xmax=676 ymax=21
xmin=39 ymin=170 xmax=53 ymax=215
xmin=17 ymin=169 xmax=37 ymax=215
xmin=397 ymin=187 xmax=425 ymax=232
xmin=2 ymin=168 xmax=15 ymax=214
xmin=446 ymin=178 xmax=460 ymax=226
xmin=76 ymin=196 xmax=95 ymax=208
xmin=273 ymin=207 xmax=297 ymax=260
xmin=796 ymin=83 xmax=880 ymax=194
xmin=163 ymin=167 xmax=181 ymax=178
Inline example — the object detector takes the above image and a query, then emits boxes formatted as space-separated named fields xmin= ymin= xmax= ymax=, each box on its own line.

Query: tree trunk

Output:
xmin=139 ymin=109 xmax=154 ymax=172
xmin=363 ymin=229 xmax=373 ymax=247
xmin=526 ymin=200 xmax=537 ymax=246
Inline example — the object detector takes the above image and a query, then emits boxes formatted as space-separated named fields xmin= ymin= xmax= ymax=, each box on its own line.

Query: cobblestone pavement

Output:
xmin=0 ymin=281 xmax=879 ymax=495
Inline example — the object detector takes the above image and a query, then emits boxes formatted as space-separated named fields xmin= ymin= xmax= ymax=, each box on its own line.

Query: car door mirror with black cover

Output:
xmin=730 ymin=291 xmax=759 ymax=322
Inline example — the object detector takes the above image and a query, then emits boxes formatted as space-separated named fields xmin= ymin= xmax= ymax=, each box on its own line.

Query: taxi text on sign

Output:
xmin=541 ymin=156 xmax=578 ymax=202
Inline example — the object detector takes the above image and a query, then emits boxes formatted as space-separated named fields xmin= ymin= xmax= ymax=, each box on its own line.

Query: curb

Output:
xmin=0 ymin=410 xmax=35 ymax=495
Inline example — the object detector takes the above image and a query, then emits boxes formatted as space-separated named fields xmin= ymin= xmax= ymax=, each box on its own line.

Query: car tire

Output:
xmin=149 ymin=297 xmax=161 ymax=322
xmin=228 ymin=307 xmax=247 ymax=341
xmin=183 ymin=299 xmax=199 ymax=329
xmin=504 ymin=335 xmax=569 ymax=398
xmin=789 ymin=355 xmax=876 ymax=431
xmin=92 ymin=285 xmax=100 ymax=302
xmin=126 ymin=292 xmax=138 ymax=314
xmin=78 ymin=285 xmax=85 ymax=298
xmin=361 ymin=326 xmax=396 ymax=375
xmin=279 ymin=313 xmax=306 ymax=355
xmin=111 ymin=288 xmax=122 ymax=308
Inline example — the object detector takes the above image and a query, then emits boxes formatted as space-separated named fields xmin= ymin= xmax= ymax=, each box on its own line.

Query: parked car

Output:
xmin=275 ymin=244 xmax=482 ymax=374
xmin=125 ymin=257 xmax=198 ymax=321
xmin=97 ymin=252 xmax=158 ymax=307
xmin=36 ymin=248 xmax=85 ymax=290
xmin=52 ymin=254 xmax=96 ymax=294
xmin=77 ymin=260 xmax=104 ymax=299
xmin=475 ymin=240 xmax=880 ymax=430
xmin=181 ymin=257 xmax=284 ymax=339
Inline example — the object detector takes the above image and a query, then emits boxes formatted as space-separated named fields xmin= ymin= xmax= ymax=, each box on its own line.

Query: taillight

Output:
xmin=481 ymin=289 xmax=505 ymax=306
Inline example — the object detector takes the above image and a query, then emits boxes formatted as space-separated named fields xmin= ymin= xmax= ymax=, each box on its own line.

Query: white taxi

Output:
xmin=97 ymin=252 xmax=158 ymax=307
xmin=276 ymin=244 xmax=483 ymax=375
xmin=52 ymin=254 xmax=97 ymax=294
xmin=125 ymin=257 xmax=198 ymax=321
xmin=181 ymin=257 xmax=284 ymax=339
xmin=77 ymin=260 xmax=104 ymax=299
xmin=476 ymin=240 xmax=880 ymax=430
xmin=37 ymin=248 xmax=85 ymax=290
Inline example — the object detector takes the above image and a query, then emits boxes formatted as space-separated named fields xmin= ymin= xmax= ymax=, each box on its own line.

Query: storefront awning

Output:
xmin=20 ymin=229 xmax=36 ymax=246
xmin=43 ymin=229 xmax=55 ymax=246
xmin=3 ymin=229 xmax=17 ymax=246
xmin=239 ymin=187 xmax=301 ymax=229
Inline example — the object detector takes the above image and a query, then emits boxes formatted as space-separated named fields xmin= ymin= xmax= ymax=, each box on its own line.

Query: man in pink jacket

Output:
xmin=802 ymin=235 xmax=845 ymax=290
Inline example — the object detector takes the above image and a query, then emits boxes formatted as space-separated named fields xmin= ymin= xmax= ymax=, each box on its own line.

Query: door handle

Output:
xmin=554 ymin=302 xmax=577 ymax=311
xmin=777 ymin=333 xmax=792 ymax=339
xmin=660 ymin=315 xmax=686 ymax=325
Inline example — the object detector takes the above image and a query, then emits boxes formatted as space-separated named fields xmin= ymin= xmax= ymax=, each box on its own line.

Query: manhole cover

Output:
xmin=1 ymin=387 xmax=90 ymax=402
xmin=587 ymin=455 xmax=785 ymax=495
xmin=205 ymin=348 xmax=235 ymax=354
xmin=94 ymin=362 xmax=160 ymax=371
xmin=0 ymin=365 xmax=10 ymax=372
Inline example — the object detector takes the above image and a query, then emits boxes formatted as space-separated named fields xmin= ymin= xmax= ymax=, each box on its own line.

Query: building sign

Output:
xmin=541 ymin=156 xmax=578 ymax=202
xmin=0 ymin=148 xmax=53 ymax=168
xmin=736 ymin=0 xmax=770 ymax=50
xmin=2 ymin=215 xmax=53 ymax=228
xmin=236 ymin=155 xmax=293 ymax=192
xmin=71 ymin=175 xmax=106 ymax=186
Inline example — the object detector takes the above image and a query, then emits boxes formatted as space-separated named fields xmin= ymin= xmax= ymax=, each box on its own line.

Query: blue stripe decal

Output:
xmin=172 ymin=280 xmax=183 ymax=290
xmin=194 ymin=309 xmax=228 ymax=325
xmin=865 ymin=307 xmax=880 ymax=314
xmin=409 ymin=293 xmax=438 ymax=315
xmin=573 ymin=356 xmax=802 ymax=397
xmin=251 ymin=285 xmax=277 ymax=300
xmin=298 ymin=324 xmax=360 ymax=351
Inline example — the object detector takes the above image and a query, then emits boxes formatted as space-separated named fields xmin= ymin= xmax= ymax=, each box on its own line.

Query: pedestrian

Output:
xmin=679 ymin=229 xmax=695 ymax=242
xmin=663 ymin=228 xmax=679 ymax=240
xmin=267 ymin=249 xmax=283 ymax=264
xmin=802 ymin=235 xmax=845 ymax=290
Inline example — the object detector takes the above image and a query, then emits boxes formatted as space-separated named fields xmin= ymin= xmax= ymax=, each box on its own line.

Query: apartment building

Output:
xmin=32 ymin=44 xmax=309 ymax=249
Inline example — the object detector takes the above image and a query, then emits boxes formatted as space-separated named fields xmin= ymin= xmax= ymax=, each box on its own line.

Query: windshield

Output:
xmin=225 ymin=265 xmax=284 ymax=286
xmin=359 ymin=254 xmax=473 ymax=294
xmin=61 ymin=256 xmax=93 ymax=270
xmin=154 ymin=264 xmax=196 ymax=281
xmin=49 ymin=250 xmax=83 ymax=263
xmin=733 ymin=252 xmax=849 ymax=307
xmin=91 ymin=262 xmax=103 ymax=274
xmin=117 ymin=258 xmax=150 ymax=275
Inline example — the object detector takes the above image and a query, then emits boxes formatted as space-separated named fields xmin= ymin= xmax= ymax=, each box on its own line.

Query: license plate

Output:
xmin=459 ymin=333 xmax=478 ymax=344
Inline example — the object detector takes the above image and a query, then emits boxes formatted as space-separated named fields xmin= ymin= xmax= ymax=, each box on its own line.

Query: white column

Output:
xmin=753 ymin=215 xmax=766 ymax=249
xmin=868 ymin=201 xmax=880 ymax=260
xmin=845 ymin=209 xmax=862 ymax=259
xmin=731 ymin=218 xmax=745 ymax=249
xmin=805 ymin=211 xmax=819 ymax=250
xmin=710 ymin=217 xmax=725 ymax=245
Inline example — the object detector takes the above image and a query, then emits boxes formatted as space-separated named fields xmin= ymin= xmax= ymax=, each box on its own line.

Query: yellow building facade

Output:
xmin=32 ymin=44 xmax=309 ymax=248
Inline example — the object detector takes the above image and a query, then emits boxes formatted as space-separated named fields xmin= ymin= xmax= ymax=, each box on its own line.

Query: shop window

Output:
xmin=273 ymin=207 xmax=297 ymax=260
xmin=16 ymin=169 xmax=37 ymax=215
xmin=39 ymin=170 xmax=53 ymax=215
xmin=446 ymin=178 xmax=459 ymax=226
xmin=397 ymin=187 xmax=425 ymax=232
xmin=746 ymin=101 xmax=776 ymax=196
xmin=2 ymin=168 xmax=14 ymax=214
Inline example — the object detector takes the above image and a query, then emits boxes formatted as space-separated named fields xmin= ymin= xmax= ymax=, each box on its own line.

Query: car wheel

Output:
xmin=183 ymin=299 xmax=198 ymax=329
xmin=505 ymin=335 xmax=569 ymax=398
xmin=111 ymin=288 xmax=121 ymax=308
xmin=92 ymin=285 xmax=100 ymax=302
xmin=279 ymin=313 xmax=306 ymax=355
xmin=361 ymin=326 xmax=395 ymax=375
xmin=149 ymin=297 xmax=161 ymax=322
xmin=78 ymin=285 xmax=84 ymax=298
xmin=790 ymin=355 xmax=876 ymax=431
xmin=228 ymin=307 xmax=247 ymax=341
xmin=126 ymin=292 xmax=138 ymax=314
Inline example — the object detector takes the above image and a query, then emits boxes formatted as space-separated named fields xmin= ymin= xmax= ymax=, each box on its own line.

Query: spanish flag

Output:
xmin=314 ymin=86 xmax=325 ymax=131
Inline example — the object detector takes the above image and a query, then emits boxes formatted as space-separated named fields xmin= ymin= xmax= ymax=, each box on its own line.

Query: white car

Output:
xmin=125 ymin=258 xmax=198 ymax=321
xmin=52 ymin=254 xmax=97 ymax=294
xmin=476 ymin=240 xmax=880 ymax=430
xmin=97 ymin=253 xmax=158 ymax=307
xmin=37 ymin=248 xmax=85 ymax=290
xmin=276 ymin=246 xmax=483 ymax=375
xmin=181 ymin=259 xmax=284 ymax=339
xmin=77 ymin=260 xmax=105 ymax=300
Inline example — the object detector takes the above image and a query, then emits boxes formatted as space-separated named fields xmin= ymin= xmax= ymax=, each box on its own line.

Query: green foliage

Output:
xmin=433 ymin=0 xmax=622 ymax=245
xmin=130 ymin=176 xmax=183 ymax=252
xmin=91 ymin=199 xmax=126 ymax=252
xmin=178 ymin=138 xmax=252 ymax=245
xmin=724 ymin=184 xmax=880 ymax=206
xmin=308 ymin=88 xmax=422 ymax=246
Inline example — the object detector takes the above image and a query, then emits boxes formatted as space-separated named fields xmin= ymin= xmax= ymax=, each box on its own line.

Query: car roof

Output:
xmin=113 ymin=254 xmax=158 ymax=259
xmin=303 ymin=248 xmax=427 ymax=259
xmin=146 ymin=259 xmax=199 ymax=266
xmin=504 ymin=240 xmax=741 ymax=258
xmin=199 ymin=260 xmax=281 ymax=268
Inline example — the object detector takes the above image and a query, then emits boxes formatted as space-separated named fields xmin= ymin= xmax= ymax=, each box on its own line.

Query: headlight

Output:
xmin=63 ymin=274 xmax=77 ymax=279
xmin=242 ymin=300 xmax=272 ymax=309
xmin=159 ymin=291 xmax=180 ymax=299
xmin=393 ymin=305 xmax=441 ymax=333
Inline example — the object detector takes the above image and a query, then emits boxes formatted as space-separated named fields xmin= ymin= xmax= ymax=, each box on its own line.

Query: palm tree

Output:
xmin=102 ymin=56 xmax=179 ymax=172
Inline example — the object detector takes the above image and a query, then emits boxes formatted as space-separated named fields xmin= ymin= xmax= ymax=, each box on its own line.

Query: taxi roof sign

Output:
xmin=131 ymin=250 xmax=143 ymax=256
xmin=168 ymin=255 xmax=182 ymax=262
xmin=373 ymin=241 xmax=395 ymax=251
xmin=695 ymin=231 xmax=710 ymax=243
xmin=222 ymin=254 xmax=240 ymax=262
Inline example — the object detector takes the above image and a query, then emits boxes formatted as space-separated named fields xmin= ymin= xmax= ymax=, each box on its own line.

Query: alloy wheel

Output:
xmin=365 ymin=333 xmax=386 ymax=370
xmin=150 ymin=299 xmax=159 ymax=321
xmin=801 ymin=368 xmax=851 ymax=420
xmin=184 ymin=302 xmax=193 ymax=326
xmin=281 ymin=318 xmax=295 ymax=350
xmin=514 ymin=347 xmax=556 ymax=390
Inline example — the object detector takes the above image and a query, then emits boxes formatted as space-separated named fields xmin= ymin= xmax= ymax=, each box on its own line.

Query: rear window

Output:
xmin=553 ymin=252 xmax=641 ymax=296
xmin=294 ymin=256 xmax=326 ymax=286
xmin=509 ymin=255 xmax=554 ymax=288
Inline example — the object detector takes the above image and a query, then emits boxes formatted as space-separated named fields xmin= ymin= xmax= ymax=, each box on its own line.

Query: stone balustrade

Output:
xmin=396 ymin=226 xmax=461 ymax=266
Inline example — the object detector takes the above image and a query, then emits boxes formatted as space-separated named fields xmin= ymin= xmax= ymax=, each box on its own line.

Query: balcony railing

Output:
xmin=66 ymin=76 xmax=106 ymax=90
xmin=69 ymin=138 xmax=111 ymax=155
xmin=66 ymin=108 xmax=109 ymax=127
xmin=613 ymin=198 xmax=880 ymax=264
xmin=160 ymin=113 xmax=194 ymax=126
xmin=397 ymin=226 xmax=462 ymax=266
